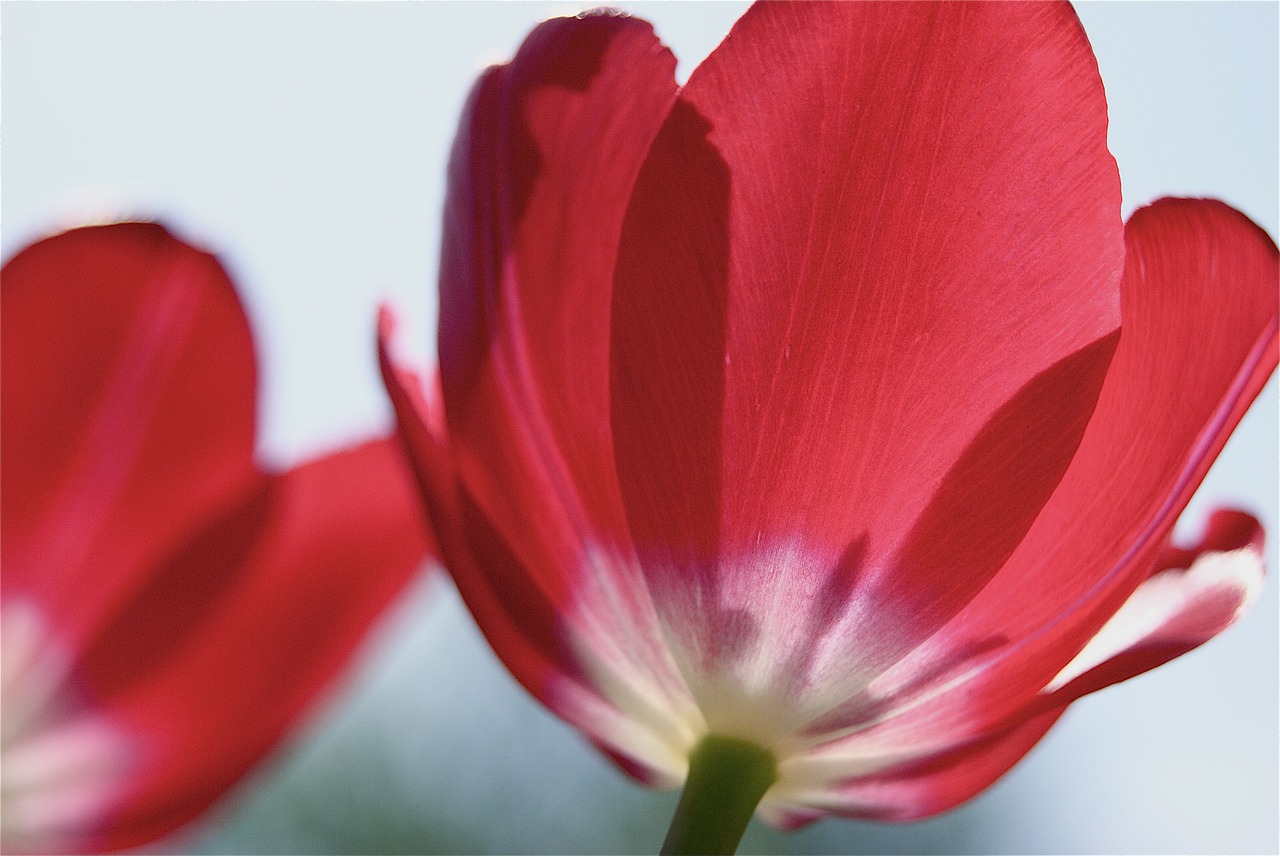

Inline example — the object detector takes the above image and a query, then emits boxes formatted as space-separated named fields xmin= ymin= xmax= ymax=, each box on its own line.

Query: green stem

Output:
xmin=660 ymin=735 xmax=777 ymax=856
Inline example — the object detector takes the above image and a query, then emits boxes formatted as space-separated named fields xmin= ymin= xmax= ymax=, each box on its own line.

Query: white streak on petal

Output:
xmin=1 ymin=603 xmax=134 ymax=853
xmin=1044 ymin=546 xmax=1263 ymax=694
xmin=555 ymin=544 xmax=703 ymax=784
xmin=567 ymin=536 xmax=894 ymax=771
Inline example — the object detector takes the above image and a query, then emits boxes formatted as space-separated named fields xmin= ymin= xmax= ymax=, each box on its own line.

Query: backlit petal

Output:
xmin=906 ymin=198 xmax=1278 ymax=740
xmin=611 ymin=1 xmax=1123 ymax=676
xmin=1 ymin=223 xmax=258 ymax=654
xmin=73 ymin=439 xmax=430 ymax=851
xmin=380 ymin=313 xmax=695 ymax=786
xmin=439 ymin=12 xmax=678 ymax=602
xmin=758 ymin=511 xmax=1264 ymax=823
xmin=1045 ymin=509 xmax=1264 ymax=699
xmin=763 ymin=708 xmax=1064 ymax=827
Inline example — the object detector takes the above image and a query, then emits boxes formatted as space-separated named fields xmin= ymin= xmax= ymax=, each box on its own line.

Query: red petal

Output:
xmin=611 ymin=1 xmax=1122 ymax=665
xmin=762 ymin=511 xmax=1264 ymax=824
xmin=1 ymin=223 xmax=258 ymax=654
xmin=380 ymin=315 xmax=693 ymax=786
xmin=379 ymin=310 xmax=563 ymax=703
xmin=913 ymin=198 xmax=1278 ymax=738
xmin=420 ymin=16 xmax=704 ymax=776
xmin=1044 ymin=509 xmax=1265 ymax=702
xmin=814 ymin=508 xmax=1265 ymax=822
xmin=73 ymin=438 xmax=431 ymax=850
xmin=765 ymin=706 xmax=1065 ymax=827
xmin=438 ymin=12 xmax=678 ymax=608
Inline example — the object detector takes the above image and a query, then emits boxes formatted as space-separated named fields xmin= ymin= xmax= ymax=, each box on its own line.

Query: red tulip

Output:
xmin=1 ymin=223 xmax=433 ymax=853
xmin=379 ymin=0 xmax=1277 ymax=841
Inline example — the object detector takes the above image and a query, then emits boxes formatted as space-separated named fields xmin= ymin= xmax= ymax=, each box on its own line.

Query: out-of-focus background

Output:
xmin=2 ymin=3 xmax=1276 ymax=853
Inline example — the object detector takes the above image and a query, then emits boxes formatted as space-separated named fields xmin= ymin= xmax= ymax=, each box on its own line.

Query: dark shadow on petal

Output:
xmin=438 ymin=66 xmax=504 ymax=408
xmin=861 ymin=330 xmax=1120 ymax=669
xmin=78 ymin=479 xmax=275 ymax=704
xmin=458 ymin=485 xmax=586 ymax=690
xmin=776 ymin=535 xmax=870 ymax=694
xmin=439 ymin=14 xmax=636 ymax=416
xmin=611 ymin=97 xmax=732 ymax=577
xmin=503 ymin=13 xmax=624 ymax=220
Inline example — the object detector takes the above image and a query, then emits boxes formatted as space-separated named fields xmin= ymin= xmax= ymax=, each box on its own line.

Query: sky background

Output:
xmin=2 ymin=2 xmax=1277 ymax=854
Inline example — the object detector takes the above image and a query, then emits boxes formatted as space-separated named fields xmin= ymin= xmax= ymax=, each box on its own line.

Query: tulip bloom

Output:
xmin=379 ymin=1 xmax=1278 ymax=848
xmin=2 ymin=223 xmax=432 ymax=853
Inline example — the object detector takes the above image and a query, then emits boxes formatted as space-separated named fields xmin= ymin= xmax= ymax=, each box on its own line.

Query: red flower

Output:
xmin=380 ymin=1 xmax=1278 ymax=831
xmin=1 ymin=223 xmax=433 ymax=852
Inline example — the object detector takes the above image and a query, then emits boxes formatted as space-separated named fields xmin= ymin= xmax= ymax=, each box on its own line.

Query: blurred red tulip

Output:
xmin=2 ymin=223 xmax=433 ymax=852
xmin=380 ymin=1 xmax=1277 ymax=831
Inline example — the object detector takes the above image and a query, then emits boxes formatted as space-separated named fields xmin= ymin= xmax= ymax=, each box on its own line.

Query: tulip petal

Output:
xmin=67 ymin=438 xmax=430 ymax=850
xmin=438 ymin=12 xmax=678 ymax=601
xmin=759 ymin=509 xmax=1263 ymax=823
xmin=424 ymin=15 xmax=708 ymax=775
xmin=611 ymin=0 xmax=1122 ymax=688
xmin=0 ymin=710 xmax=131 ymax=854
xmin=1044 ymin=509 xmax=1265 ymax=700
xmin=763 ymin=707 xmax=1065 ymax=828
xmin=904 ymin=198 xmax=1278 ymax=739
xmin=1 ymin=223 xmax=258 ymax=653
xmin=380 ymin=314 xmax=697 ymax=787
xmin=380 ymin=310 xmax=565 ymax=709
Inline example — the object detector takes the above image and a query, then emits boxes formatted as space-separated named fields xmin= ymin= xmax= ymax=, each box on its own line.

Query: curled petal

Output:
xmin=380 ymin=315 xmax=586 ymax=715
xmin=1045 ymin=509 xmax=1265 ymax=699
xmin=905 ymin=198 xmax=1278 ymax=741
xmin=761 ymin=510 xmax=1264 ymax=824
xmin=380 ymin=310 xmax=561 ymax=699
